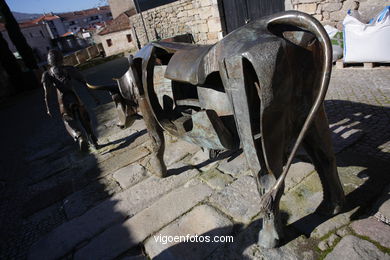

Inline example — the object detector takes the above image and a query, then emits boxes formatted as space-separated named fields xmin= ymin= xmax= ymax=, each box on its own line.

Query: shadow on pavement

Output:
xmin=1 ymin=79 xmax=389 ymax=260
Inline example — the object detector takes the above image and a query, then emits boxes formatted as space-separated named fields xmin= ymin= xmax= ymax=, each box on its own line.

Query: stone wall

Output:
xmin=63 ymin=44 xmax=103 ymax=66
xmin=289 ymin=0 xmax=390 ymax=30
xmin=109 ymin=0 xmax=136 ymax=19
xmin=129 ymin=0 xmax=223 ymax=48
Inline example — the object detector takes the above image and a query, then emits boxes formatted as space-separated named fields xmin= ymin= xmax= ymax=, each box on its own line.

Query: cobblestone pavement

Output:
xmin=0 ymin=64 xmax=389 ymax=260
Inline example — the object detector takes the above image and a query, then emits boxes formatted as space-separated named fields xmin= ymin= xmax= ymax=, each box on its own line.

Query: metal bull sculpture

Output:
xmin=89 ymin=11 xmax=345 ymax=248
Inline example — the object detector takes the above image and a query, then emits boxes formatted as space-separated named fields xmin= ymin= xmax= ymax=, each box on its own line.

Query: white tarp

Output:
xmin=324 ymin=25 xmax=343 ymax=62
xmin=343 ymin=6 xmax=390 ymax=63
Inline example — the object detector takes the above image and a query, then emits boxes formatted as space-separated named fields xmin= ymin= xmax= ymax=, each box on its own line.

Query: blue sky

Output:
xmin=6 ymin=0 xmax=107 ymax=13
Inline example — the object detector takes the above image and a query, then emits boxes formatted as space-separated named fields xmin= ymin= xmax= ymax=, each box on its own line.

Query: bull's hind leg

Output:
xmin=258 ymin=175 xmax=285 ymax=248
xmin=138 ymin=96 xmax=167 ymax=177
xmin=257 ymin=114 xmax=287 ymax=249
xmin=302 ymin=106 xmax=345 ymax=215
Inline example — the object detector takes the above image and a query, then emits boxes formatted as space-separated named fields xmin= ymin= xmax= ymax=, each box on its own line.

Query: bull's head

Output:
xmin=87 ymin=56 xmax=140 ymax=129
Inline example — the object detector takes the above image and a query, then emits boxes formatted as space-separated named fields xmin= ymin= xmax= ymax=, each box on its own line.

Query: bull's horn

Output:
xmin=86 ymin=82 xmax=119 ymax=92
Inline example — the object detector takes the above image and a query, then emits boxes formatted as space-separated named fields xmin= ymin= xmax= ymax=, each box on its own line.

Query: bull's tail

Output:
xmin=259 ymin=11 xmax=332 ymax=212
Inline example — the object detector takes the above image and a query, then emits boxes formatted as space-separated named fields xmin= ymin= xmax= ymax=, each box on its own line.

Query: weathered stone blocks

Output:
xmin=324 ymin=235 xmax=390 ymax=260
xmin=297 ymin=3 xmax=317 ymax=14
xmin=144 ymin=205 xmax=233 ymax=259
xmin=209 ymin=175 xmax=260 ymax=223
xmin=74 ymin=179 xmax=212 ymax=259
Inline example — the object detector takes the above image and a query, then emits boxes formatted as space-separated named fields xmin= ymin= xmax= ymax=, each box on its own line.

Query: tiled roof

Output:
xmin=31 ymin=14 xmax=60 ymax=23
xmin=61 ymin=32 xmax=73 ymax=37
xmin=19 ymin=21 xmax=43 ymax=28
xmin=98 ymin=10 xmax=135 ymax=36
xmin=59 ymin=6 xmax=111 ymax=21
xmin=0 ymin=21 xmax=43 ymax=31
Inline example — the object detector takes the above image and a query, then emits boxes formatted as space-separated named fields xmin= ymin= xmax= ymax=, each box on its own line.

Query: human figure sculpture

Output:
xmin=42 ymin=49 xmax=100 ymax=152
xmin=89 ymin=11 xmax=345 ymax=248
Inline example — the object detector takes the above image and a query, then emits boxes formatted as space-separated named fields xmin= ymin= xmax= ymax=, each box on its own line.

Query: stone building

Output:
xmin=108 ymin=0 xmax=136 ymax=19
xmin=95 ymin=10 xmax=137 ymax=57
xmin=128 ymin=0 xmax=286 ymax=48
xmin=129 ymin=0 xmax=224 ymax=47
xmin=30 ymin=14 xmax=68 ymax=39
xmin=108 ymin=0 xmax=181 ymax=19
xmin=287 ymin=0 xmax=390 ymax=30
xmin=0 ymin=21 xmax=53 ymax=62
xmin=127 ymin=0 xmax=389 ymax=49
xmin=59 ymin=6 xmax=113 ymax=34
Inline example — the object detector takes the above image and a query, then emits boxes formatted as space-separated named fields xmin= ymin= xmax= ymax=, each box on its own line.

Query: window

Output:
xmin=89 ymin=16 xmax=98 ymax=21
xmin=126 ymin=34 xmax=132 ymax=42
xmin=106 ymin=39 xmax=112 ymax=47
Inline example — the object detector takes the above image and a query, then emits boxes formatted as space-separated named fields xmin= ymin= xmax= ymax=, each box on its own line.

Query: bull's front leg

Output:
xmin=138 ymin=96 xmax=167 ymax=177
xmin=257 ymin=109 xmax=287 ymax=249
xmin=110 ymin=91 xmax=128 ymax=128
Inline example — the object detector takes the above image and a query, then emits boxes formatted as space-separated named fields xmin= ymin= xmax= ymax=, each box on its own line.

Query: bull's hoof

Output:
xmin=258 ymin=228 xmax=280 ymax=249
xmin=258 ymin=215 xmax=283 ymax=249
xmin=149 ymin=155 xmax=167 ymax=178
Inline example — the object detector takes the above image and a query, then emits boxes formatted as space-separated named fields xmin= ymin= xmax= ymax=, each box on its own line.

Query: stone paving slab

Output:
xmin=2 ymin=64 xmax=390 ymax=260
xmin=189 ymin=149 xmax=219 ymax=172
xmin=280 ymin=171 xmax=322 ymax=227
xmin=373 ymin=184 xmax=390 ymax=224
xmin=97 ymin=145 xmax=150 ymax=178
xmin=209 ymin=175 xmax=260 ymax=224
xmin=209 ymin=218 xmax=318 ymax=260
xmin=24 ymin=142 xmax=66 ymax=163
xmin=199 ymin=169 xmax=234 ymax=191
xmin=28 ymin=168 xmax=199 ymax=259
xmin=324 ymin=235 xmax=390 ymax=260
xmin=112 ymin=164 xmax=149 ymax=189
xmin=217 ymin=151 xmax=250 ymax=178
xmin=351 ymin=217 xmax=390 ymax=249
xmin=144 ymin=204 xmax=233 ymax=260
xmin=310 ymin=208 xmax=359 ymax=239
xmin=27 ymin=155 xmax=72 ymax=184
xmin=284 ymin=161 xmax=315 ymax=192
xmin=63 ymin=178 xmax=121 ymax=219
xmin=243 ymin=235 xmax=318 ymax=260
xmin=74 ymin=179 xmax=213 ymax=260
xmin=164 ymin=139 xmax=201 ymax=166
xmin=283 ymin=153 xmax=390 ymax=238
